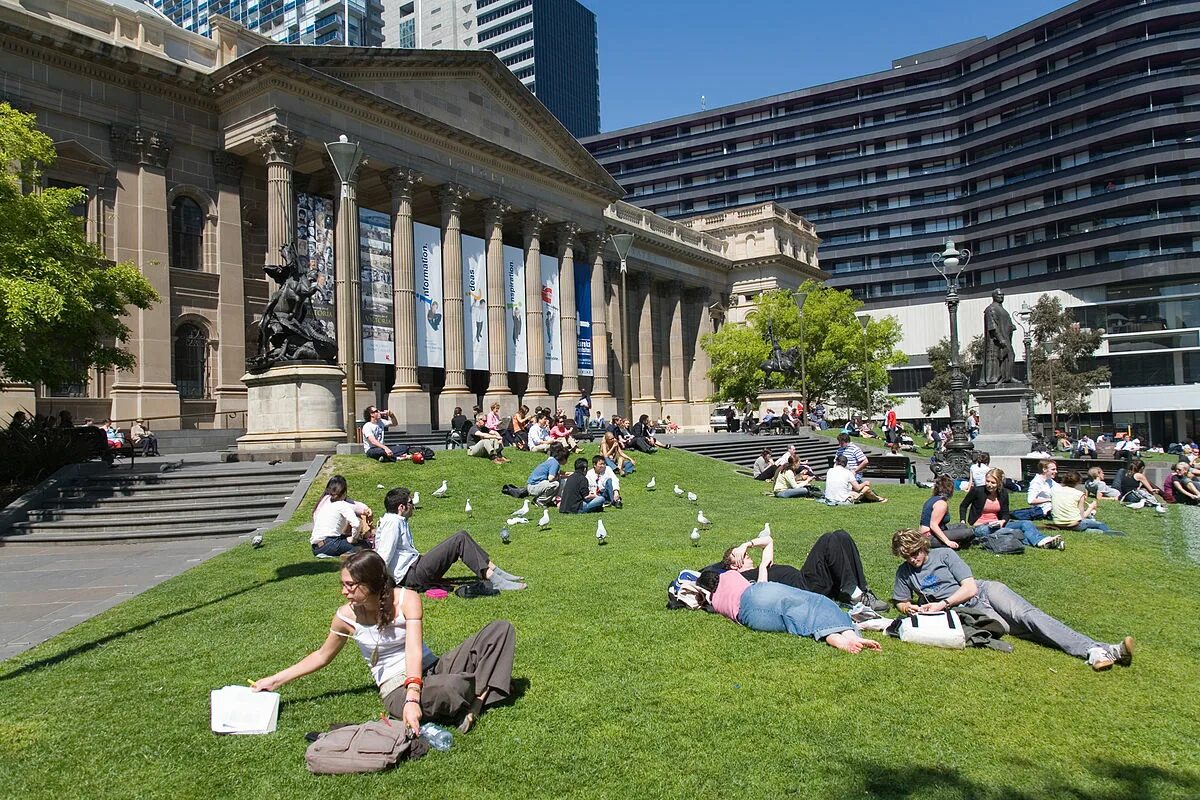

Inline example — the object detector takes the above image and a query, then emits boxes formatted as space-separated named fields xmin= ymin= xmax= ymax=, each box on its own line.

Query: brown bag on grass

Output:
xmin=305 ymin=719 xmax=428 ymax=774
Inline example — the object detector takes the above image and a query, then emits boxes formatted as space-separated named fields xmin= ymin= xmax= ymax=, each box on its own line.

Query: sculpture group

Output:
xmin=248 ymin=243 xmax=338 ymax=374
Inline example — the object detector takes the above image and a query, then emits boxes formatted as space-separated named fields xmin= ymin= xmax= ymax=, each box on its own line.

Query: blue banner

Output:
xmin=574 ymin=260 xmax=593 ymax=377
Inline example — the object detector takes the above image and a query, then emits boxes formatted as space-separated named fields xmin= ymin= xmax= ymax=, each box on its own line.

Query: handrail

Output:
xmin=104 ymin=410 xmax=247 ymax=428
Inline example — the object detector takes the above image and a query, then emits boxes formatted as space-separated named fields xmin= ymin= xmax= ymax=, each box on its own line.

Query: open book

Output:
xmin=210 ymin=685 xmax=280 ymax=735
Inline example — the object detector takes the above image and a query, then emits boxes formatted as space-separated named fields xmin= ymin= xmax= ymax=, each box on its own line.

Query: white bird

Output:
xmin=432 ymin=480 xmax=448 ymax=498
xmin=759 ymin=522 xmax=772 ymax=539
xmin=537 ymin=508 xmax=551 ymax=528
xmin=513 ymin=499 xmax=530 ymax=517
xmin=673 ymin=484 xmax=684 ymax=497
xmin=506 ymin=517 xmax=529 ymax=525
xmin=690 ymin=528 xmax=701 ymax=546
xmin=412 ymin=491 xmax=420 ymax=506
xmin=251 ymin=534 xmax=264 ymax=548
xmin=596 ymin=518 xmax=608 ymax=544
xmin=646 ymin=477 xmax=656 ymax=490
xmin=376 ymin=483 xmax=385 ymax=489
xmin=687 ymin=491 xmax=698 ymax=502
xmin=697 ymin=509 xmax=711 ymax=527
xmin=465 ymin=498 xmax=473 ymax=516
xmin=500 ymin=527 xmax=511 ymax=544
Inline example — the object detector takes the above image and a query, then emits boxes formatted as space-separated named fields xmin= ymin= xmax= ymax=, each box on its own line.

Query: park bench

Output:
xmin=72 ymin=425 xmax=136 ymax=465
xmin=827 ymin=453 xmax=916 ymax=484
xmin=1019 ymin=457 xmax=1126 ymax=483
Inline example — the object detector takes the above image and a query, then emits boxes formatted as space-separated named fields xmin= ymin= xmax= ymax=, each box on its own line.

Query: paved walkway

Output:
xmin=0 ymin=535 xmax=243 ymax=661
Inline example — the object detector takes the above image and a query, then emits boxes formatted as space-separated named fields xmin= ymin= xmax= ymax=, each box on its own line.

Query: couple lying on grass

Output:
xmin=687 ymin=528 xmax=1134 ymax=672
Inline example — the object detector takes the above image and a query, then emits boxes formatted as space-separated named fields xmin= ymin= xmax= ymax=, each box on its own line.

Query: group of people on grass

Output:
xmin=750 ymin=434 xmax=889 ymax=505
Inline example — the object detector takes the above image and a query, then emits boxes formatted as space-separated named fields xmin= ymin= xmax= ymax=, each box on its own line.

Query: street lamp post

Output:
xmin=794 ymin=290 xmax=808 ymax=429
xmin=930 ymin=239 xmax=975 ymax=478
xmin=610 ymin=233 xmax=635 ymax=422
xmin=857 ymin=314 xmax=870 ymax=420
xmin=325 ymin=134 xmax=365 ymax=444
xmin=1015 ymin=304 xmax=1039 ymax=437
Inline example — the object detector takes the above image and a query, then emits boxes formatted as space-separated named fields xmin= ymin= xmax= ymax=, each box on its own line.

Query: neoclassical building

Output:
xmin=0 ymin=0 xmax=821 ymax=433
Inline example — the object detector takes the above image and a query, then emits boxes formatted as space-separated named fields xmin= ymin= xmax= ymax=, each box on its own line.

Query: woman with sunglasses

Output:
xmin=253 ymin=550 xmax=515 ymax=735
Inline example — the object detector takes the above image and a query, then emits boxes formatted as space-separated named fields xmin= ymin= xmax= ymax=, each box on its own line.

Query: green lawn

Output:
xmin=2 ymin=447 xmax=1198 ymax=799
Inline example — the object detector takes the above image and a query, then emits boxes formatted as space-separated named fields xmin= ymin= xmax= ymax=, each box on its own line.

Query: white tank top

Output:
xmin=333 ymin=610 xmax=437 ymax=687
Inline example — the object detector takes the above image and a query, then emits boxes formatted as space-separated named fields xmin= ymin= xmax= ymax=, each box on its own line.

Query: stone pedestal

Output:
xmin=388 ymin=388 xmax=432 ymax=434
xmin=972 ymin=384 xmax=1036 ymax=477
xmin=238 ymin=363 xmax=346 ymax=458
xmin=438 ymin=391 xmax=478 ymax=431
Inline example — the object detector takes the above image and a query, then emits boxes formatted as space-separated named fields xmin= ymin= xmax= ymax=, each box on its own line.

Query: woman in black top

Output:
xmin=631 ymin=414 xmax=668 ymax=453
xmin=959 ymin=468 xmax=1062 ymax=549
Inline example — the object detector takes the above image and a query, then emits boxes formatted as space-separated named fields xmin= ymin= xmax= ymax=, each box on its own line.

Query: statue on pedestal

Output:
xmin=247 ymin=243 xmax=338 ymax=374
xmin=759 ymin=320 xmax=799 ymax=385
xmin=981 ymin=289 xmax=1017 ymax=386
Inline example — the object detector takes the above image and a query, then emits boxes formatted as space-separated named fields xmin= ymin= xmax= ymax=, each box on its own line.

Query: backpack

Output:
xmin=666 ymin=570 xmax=707 ymax=610
xmin=1161 ymin=475 xmax=1176 ymax=503
xmin=978 ymin=530 xmax=1025 ymax=555
xmin=501 ymin=483 xmax=529 ymax=498
xmin=405 ymin=445 xmax=435 ymax=461
xmin=305 ymin=719 xmax=427 ymax=774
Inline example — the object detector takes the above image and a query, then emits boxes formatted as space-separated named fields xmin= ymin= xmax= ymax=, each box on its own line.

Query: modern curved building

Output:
xmin=583 ymin=0 xmax=1200 ymax=443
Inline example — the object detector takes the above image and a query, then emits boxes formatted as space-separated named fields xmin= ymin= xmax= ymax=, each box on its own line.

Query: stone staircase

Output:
xmin=673 ymin=432 xmax=874 ymax=478
xmin=0 ymin=458 xmax=323 ymax=544
xmin=383 ymin=429 xmax=452 ymax=450
xmin=154 ymin=428 xmax=245 ymax=455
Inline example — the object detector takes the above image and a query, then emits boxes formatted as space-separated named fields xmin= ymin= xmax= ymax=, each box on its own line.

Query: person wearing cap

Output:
xmin=130 ymin=418 xmax=159 ymax=456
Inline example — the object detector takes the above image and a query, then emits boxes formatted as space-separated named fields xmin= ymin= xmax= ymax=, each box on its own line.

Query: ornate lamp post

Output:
xmin=609 ymin=233 xmax=635 ymax=421
xmin=1015 ymin=303 xmax=1039 ymax=437
xmin=930 ymin=239 xmax=974 ymax=477
xmin=857 ymin=314 xmax=870 ymax=419
xmin=794 ymin=290 xmax=808 ymax=428
xmin=326 ymin=134 xmax=365 ymax=444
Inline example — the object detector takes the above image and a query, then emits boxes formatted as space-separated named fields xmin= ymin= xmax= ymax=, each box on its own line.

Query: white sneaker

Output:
xmin=1087 ymin=646 xmax=1115 ymax=671
xmin=1154 ymin=504 xmax=1168 ymax=514
xmin=1125 ymin=499 xmax=1146 ymax=510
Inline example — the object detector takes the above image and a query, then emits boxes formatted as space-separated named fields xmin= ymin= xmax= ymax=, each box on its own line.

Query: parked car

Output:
xmin=711 ymin=405 xmax=739 ymax=432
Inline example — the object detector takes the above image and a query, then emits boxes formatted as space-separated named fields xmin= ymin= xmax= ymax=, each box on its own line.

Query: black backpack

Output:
xmin=500 ymin=483 xmax=529 ymax=498
xmin=978 ymin=531 xmax=1025 ymax=555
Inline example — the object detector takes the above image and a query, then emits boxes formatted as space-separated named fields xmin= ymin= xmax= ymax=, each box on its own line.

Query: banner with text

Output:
xmin=359 ymin=207 xmax=394 ymax=365
xmin=574 ymin=261 xmax=593 ymax=377
xmin=295 ymin=193 xmax=336 ymax=341
xmin=461 ymin=233 xmax=489 ymax=372
xmin=539 ymin=253 xmax=562 ymax=375
xmin=413 ymin=221 xmax=444 ymax=368
xmin=503 ymin=244 xmax=527 ymax=373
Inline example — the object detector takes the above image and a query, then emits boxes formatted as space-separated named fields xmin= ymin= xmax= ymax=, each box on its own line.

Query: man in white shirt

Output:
xmin=1013 ymin=459 xmax=1056 ymax=520
xmin=374 ymin=486 xmax=525 ymax=591
xmin=527 ymin=415 xmax=552 ymax=452
xmin=362 ymin=406 xmax=402 ymax=462
xmin=824 ymin=455 xmax=887 ymax=504
xmin=587 ymin=454 xmax=623 ymax=508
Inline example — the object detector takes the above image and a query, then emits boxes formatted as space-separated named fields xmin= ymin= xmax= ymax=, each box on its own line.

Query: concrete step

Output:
xmin=55 ymin=487 xmax=294 ymax=506
xmin=29 ymin=496 xmax=287 ymax=520
xmin=152 ymin=428 xmax=245 ymax=455
xmin=76 ymin=472 xmax=305 ymax=492
xmin=0 ymin=520 xmax=265 ymax=544
xmin=10 ymin=506 xmax=279 ymax=535
xmin=383 ymin=431 xmax=449 ymax=449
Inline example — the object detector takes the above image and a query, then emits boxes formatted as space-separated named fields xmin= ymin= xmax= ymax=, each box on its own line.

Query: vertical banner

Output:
xmin=295 ymin=193 xmax=336 ymax=340
xmin=574 ymin=260 xmax=593 ymax=377
xmin=412 ymin=221 xmax=444 ymax=368
xmin=461 ymin=233 xmax=489 ymax=371
xmin=358 ymin=207 xmax=394 ymax=364
xmin=540 ymin=253 xmax=562 ymax=374
xmin=503 ymin=244 xmax=527 ymax=373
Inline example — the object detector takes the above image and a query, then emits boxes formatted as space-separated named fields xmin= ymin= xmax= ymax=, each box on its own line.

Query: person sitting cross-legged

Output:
xmin=1012 ymin=459 xmax=1056 ymax=521
xmin=835 ymin=432 xmax=870 ymax=475
xmin=526 ymin=442 xmax=568 ymax=506
xmin=1168 ymin=461 xmax=1200 ymax=504
xmin=362 ymin=405 xmax=407 ymax=463
xmin=587 ymin=454 xmax=623 ymax=508
xmin=1114 ymin=459 xmax=1168 ymax=512
xmin=468 ymin=413 xmax=509 ymax=464
xmin=310 ymin=475 xmax=373 ymax=559
xmin=824 ymin=454 xmax=887 ymax=504
xmin=1051 ymin=470 xmax=1122 ymax=534
xmin=773 ymin=453 xmax=817 ymax=498
xmin=600 ymin=431 xmax=635 ymax=476
xmin=752 ymin=447 xmax=777 ymax=482
xmin=559 ymin=457 xmax=605 ymax=514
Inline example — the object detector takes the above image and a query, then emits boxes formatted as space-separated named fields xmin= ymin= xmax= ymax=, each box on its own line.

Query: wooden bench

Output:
xmin=827 ymin=454 xmax=916 ymax=484
xmin=71 ymin=425 xmax=136 ymax=465
xmin=1019 ymin=457 xmax=1126 ymax=483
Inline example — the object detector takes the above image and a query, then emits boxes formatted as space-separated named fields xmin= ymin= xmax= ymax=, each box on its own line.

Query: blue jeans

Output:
xmin=735 ymin=581 xmax=853 ymax=641
xmin=312 ymin=537 xmax=358 ymax=558
xmin=1011 ymin=505 xmax=1049 ymax=521
xmin=569 ymin=496 xmax=606 ymax=514
xmin=1072 ymin=519 xmax=1114 ymax=533
xmin=775 ymin=487 xmax=810 ymax=498
xmin=596 ymin=478 xmax=618 ymax=504
xmin=973 ymin=520 xmax=1046 ymax=547
xmin=605 ymin=457 xmax=634 ymax=476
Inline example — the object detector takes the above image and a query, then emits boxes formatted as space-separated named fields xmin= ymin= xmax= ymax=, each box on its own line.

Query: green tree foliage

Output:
xmin=918 ymin=335 xmax=984 ymax=417
xmin=1027 ymin=295 xmax=1109 ymax=418
xmin=702 ymin=282 xmax=907 ymax=413
xmin=0 ymin=103 xmax=157 ymax=389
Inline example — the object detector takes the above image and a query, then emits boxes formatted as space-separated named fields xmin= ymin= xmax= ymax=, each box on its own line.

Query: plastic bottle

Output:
xmin=419 ymin=722 xmax=453 ymax=751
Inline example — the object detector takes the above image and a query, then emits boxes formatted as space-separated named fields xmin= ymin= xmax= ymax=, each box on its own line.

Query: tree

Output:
xmin=1027 ymin=295 xmax=1109 ymax=426
xmin=702 ymin=282 xmax=908 ymax=414
xmin=0 ymin=103 xmax=157 ymax=390
xmin=918 ymin=335 xmax=983 ymax=417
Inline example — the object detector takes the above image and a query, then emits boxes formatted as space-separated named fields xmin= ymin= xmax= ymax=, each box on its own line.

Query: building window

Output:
xmin=170 ymin=197 xmax=204 ymax=270
xmin=174 ymin=323 xmax=208 ymax=399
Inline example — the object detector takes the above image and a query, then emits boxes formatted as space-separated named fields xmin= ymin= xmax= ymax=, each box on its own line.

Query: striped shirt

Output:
xmin=837 ymin=443 xmax=867 ymax=470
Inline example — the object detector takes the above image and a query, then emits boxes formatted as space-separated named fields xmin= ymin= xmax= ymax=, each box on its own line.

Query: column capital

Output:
xmin=437 ymin=182 xmax=469 ymax=214
xmin=583 ymin=232 xmax=608 ymax=260
xmin=522 ymin=210 xmax=550 ymax=237
xmin=384 ymin=167 xmax=422 ymax=199
xmin=556 ymin=222 xmax=582 ymax=254
xmin=253 ymin=125 xmax=304 ymax=166
xmin=212 ymin=152 xmax=244 ymax=187
xmin=483 ymin=197 xmax=512 ymax=226
xmin=110 ymin=124 xmax=172 ymax=169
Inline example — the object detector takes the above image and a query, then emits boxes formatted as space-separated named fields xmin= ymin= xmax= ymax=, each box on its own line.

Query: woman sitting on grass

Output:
xmin=919 ymin=476 xmax=967 ymax=550
xmin=773 ymin=453 xmax=817 ymax=498
xmin=310 ymin=475 xmax=373 ymax=558
xmin=890 ymin=528 xmax=1133 ymax=671
xmin=253 ymin=550 xmax=516 ymax=735
xmin=600 ymin=431 xmax=635 ymax=476
xmin=694 ymin=532 xmax=881 ymax=654
xmin=1051 ymin=471 xmax=1122 ymax=534
xmin=959 ymin=468 xmax=1064 ymax=550
xmin=1115 ymin=459 xmax=1167 ymax=512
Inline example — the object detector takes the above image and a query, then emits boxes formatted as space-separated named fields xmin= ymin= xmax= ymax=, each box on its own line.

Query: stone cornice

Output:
xmin=110 ymin=124 xmax=172 ymax=169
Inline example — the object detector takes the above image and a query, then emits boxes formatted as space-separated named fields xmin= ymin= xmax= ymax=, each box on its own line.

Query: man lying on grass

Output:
xmin=693 ymin=532 xmax=882 ymax=654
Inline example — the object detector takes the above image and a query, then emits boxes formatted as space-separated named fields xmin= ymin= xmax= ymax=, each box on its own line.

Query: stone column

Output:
xmin=633 ymin=272 xmax=656 ymax=403
xmin=253 ymin=125 xmax=303 ymax=268
xmin=384 ymin=168 xmax=430 ymax=432
xmin=604 ymin=261 xmax=623 ymax=411
xmin=686 ymin=286 xmax=714 ymax=429
xmin=662 ymin=280 xmax=685 ymax=402
xmin=585 ymin=234 xmax=611 ymax=399
xmin=522 ymin=211 xmax=550 ymax=405
xmin=213 ymin=152 xmax=247 ymax=424
xmin=482 ymin=198 xmax=512 ymax=408
xmin=108 ymin=124 xmax=181 ymax=426
xmin=437 ymin=183 xmax=471 ymax=423
xmin=330 ymin=144 xmax=367 ymax=441
xmin=557 ymin=223 xmax=581 ymax=397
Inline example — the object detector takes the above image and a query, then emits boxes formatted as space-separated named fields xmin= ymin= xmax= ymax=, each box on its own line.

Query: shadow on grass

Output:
xmin=0 ymin=556 xmax=341 ymax=682
xmin=857 ymin=758 xmax=1200 ymax=800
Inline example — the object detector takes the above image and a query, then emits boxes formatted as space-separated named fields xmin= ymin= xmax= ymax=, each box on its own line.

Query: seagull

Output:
xmin=759 ymin=522 xmax=772 ymax=539
xmin=690 ymin=528 xmax=701 ymax=546
xmin=537 ymin=508 xmax=551 ymax=529
xmin=506 ymin=517 xmax=529 ymax=525
xmin=646 ymin=477 xmax=656 ymax=490
xmin=687 ymin=491 xmax=697 ymax=502
xmin=697 ymin=509 xmax=711 ymax=527
xmin=432 ymin=480 xmax=448 ymax=498
xmin=412 ymin=491 xmax=420 ymax=506
xmin=500 ymin=527 xmax=511 ymax=544
xmin=251 ymin=534 xmax=264 ymax=548
xmin=673 ymin=484 xmax=684 ymax=497
xmin=465 ymin=499 xmax=473 ymax=516
xmin=596 ymin=518 xmax=608 ymax=544
xmin=513 ymin=499 xmax=530 ymax=518
xmin=376 ymin=484 xmax=385 ymax=489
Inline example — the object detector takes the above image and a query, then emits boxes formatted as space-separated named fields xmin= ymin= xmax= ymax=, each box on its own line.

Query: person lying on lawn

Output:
xmin=253 ymin=550 xmax=516 ymax=734
xmin=694 ymin=532 xmax=882 ymax=654
xmin=890 ymin=528 xmax=1133 ymax=672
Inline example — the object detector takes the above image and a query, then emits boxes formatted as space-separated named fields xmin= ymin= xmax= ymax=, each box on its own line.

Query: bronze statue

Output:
xmin=981 ymin=289 xmax=1017 ymax=385
xmin=247 ymin=243 xmax=338 ymax=373
xmin=760 ymin=319 xmax=800 ymax=384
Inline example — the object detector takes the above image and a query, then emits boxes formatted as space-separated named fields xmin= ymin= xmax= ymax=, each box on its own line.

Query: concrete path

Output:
xmin=0 ymin=534 xmax=243 ymax=661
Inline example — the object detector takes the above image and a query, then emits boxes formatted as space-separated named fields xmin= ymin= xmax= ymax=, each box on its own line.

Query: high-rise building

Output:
xmin=582 ymin=0 xmax=1200 ymax=443
xmin=382 ymin=0 xmax=600 ymax=137
xmin=152 ymin=0 xmax=385 ymax=46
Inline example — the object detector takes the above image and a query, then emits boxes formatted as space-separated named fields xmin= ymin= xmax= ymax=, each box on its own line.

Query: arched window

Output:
xmin=170 ymin=196 xmax=204 ymax=270
xmin=174 ymin=323 xmax=208 ymax=399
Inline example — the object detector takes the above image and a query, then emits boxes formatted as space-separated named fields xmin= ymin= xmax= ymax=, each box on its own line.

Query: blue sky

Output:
xmin=582 ymin=0 xmax=1070 ymax=133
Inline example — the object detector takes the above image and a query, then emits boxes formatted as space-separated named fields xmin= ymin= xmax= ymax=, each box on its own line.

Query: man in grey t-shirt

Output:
xmin=892 ymin=546 xmax=974 ymax=607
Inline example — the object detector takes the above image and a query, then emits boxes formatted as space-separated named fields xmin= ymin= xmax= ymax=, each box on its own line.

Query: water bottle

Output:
xmin=419 ymin=722 xmax=453 ymax=751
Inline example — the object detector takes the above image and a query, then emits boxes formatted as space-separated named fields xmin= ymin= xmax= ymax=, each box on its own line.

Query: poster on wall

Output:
xmin=574 ymin=261 xmax=593 ymax=377
xmin=413 ymin=221 xmax=444 ymax=368
xmin=539 ymin=253 xmax=562 ymax=375
xmin=295 ymin=193 xmax=336 ymax=341
xmin=503 ymin=244 xmax=527 ymax=373
xmin=461 ymin=233 xmax=489 ymax=371
xmin=359 ymin=208 xmax=394 ymax=365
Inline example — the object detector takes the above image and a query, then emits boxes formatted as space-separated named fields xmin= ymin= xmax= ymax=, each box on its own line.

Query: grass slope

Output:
xmin=1 ymin=447 xmax=1197 ymax=799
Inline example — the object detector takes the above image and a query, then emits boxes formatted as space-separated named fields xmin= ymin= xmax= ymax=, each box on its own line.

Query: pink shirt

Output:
xmin=711 ymin=570 xmax=751 ymax=622
xmin=486 ymin=411 xmax=501 ymax=429
xmin=978 ymin=497 xmax=1002 ymax=524
xmin=550 ymin=424 xmax=570 ymax=439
